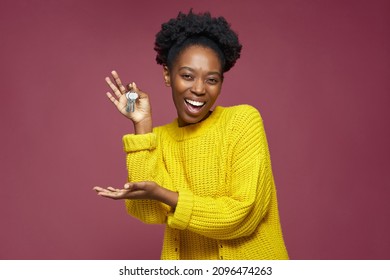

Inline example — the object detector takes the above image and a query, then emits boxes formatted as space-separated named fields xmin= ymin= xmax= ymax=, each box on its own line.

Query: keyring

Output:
xmin=125 ymin=91 xmax=139 ymax=112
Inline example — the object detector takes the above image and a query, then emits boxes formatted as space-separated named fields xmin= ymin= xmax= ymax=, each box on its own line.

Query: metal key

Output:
xmin=125 ymin=91 xmax=138 ymax=112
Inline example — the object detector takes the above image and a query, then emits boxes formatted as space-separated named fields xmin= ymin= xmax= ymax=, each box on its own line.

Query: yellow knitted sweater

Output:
xmin=122 ymin=105 xmax=288 ymax=260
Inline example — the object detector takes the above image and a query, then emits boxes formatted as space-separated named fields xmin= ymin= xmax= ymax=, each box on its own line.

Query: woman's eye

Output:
xmin=207 ymin=78 xmax=219 ymax=85
xmin=181 ymin=74 xmax=193 ymax=80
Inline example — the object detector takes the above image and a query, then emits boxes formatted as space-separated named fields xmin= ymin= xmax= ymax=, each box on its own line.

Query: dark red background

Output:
xmin=1 ymin=0 xmax=389 ymax=259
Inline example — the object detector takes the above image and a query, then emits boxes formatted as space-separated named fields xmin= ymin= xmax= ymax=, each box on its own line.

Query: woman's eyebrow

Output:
xmin=179 ymin=66 xmax=222 ymax=76
xmin=178 ymin=66 xmax=195 ymax=72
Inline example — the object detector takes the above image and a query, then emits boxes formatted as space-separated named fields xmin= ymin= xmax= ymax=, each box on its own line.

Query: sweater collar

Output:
xmin=166 ymin=106 xmax=224 ymax=141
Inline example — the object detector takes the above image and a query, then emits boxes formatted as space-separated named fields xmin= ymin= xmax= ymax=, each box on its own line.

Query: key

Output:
xmin=125 ymin=91 xmax=139 ymax=112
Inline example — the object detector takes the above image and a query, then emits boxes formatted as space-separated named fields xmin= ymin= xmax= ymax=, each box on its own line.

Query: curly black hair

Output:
xmin=154 ymin=10 xmax=242 ymax=73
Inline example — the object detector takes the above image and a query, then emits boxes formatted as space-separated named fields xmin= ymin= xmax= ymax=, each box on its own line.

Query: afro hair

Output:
xmin=154 ymin=10 xmax=242 ymax=73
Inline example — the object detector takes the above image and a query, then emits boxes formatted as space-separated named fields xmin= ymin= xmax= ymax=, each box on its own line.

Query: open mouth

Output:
xmin=185 ymin=98 xmax=205 ymax=107
xmin=184 ymin=98 xmax=206 ymax=114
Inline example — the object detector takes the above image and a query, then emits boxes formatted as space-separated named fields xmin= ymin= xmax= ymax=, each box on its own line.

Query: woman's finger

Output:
xmin=131 ymin=82 xmax=148 ymax=100
xmin=93 ymin=186 xmax=105 ymax=192
xmin=98 ymin=192 xmax=120 ymax=199
xmin=105 ymin=77 xmax=122 ymax=99
xmin=111 ymin=70 xmax=127 ymax=94
xmin=106 ymin=92 xmax=120 ymax=106
xmin=129 ymin=181 xmax=147 ymax=191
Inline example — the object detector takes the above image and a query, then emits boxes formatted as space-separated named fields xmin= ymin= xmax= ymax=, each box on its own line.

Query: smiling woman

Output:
xmin=164 ymin=46 xmax=222 ymax=127
xmin=94 ymin=10 xmax=288 ymax=260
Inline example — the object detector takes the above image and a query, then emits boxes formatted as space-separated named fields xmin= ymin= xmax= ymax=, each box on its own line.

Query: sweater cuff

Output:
xmin=167 ymin=189 xmax=194 ymax=230
xmin=122 ymin=133 xmax=157 ymax=152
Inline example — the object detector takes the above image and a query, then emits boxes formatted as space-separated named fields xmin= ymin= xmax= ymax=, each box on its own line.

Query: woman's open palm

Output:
xmin=105 ymin=70 xmax=152 ymax=124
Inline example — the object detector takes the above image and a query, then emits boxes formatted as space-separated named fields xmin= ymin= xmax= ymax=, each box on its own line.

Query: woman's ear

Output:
xmin=163 ymin=66 xmax=171 ymax=87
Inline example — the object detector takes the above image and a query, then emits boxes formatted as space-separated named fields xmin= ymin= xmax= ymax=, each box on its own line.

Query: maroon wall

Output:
xmin=1 ymin=0 xmax=389 ymax=259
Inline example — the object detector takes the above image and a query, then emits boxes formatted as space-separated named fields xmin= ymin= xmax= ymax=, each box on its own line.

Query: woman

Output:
xmin=94 ymin=10 xmax=288 ymax=260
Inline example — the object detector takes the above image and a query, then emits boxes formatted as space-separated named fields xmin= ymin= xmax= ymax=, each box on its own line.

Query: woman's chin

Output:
xmin=178 ymin=110 xmax=212 ymax=127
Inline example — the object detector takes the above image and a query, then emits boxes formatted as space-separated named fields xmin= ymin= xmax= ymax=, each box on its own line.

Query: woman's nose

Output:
xmin=191 ymin=78 xmax=206 ymax=95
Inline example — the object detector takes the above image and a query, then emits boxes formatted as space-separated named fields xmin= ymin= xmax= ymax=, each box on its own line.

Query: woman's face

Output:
xmin=164 ymin=45 xmax=223 ymax=127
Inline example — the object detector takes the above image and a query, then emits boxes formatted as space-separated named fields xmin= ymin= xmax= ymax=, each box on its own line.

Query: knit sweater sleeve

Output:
xmin=122 ymin=132 xmax=174 ymax=224
xmin=167 ymin=106 xmax=274 ymax=240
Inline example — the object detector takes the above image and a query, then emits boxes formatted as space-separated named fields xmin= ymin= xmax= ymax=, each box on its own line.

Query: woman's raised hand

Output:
xmin=105 ymin=71 xmax=152 ymax=133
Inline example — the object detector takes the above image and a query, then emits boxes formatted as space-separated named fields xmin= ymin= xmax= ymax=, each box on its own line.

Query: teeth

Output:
xmin=185 ymin=99 xmax=205 ymax=107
